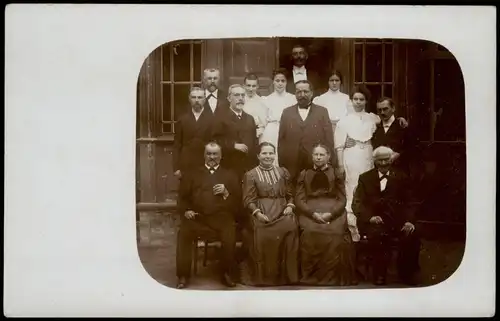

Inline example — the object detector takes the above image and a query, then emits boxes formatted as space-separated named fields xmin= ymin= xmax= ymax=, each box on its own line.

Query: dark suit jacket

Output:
xmin=177 ymin=165 xmax=241 ymax=217
xmin=173 ymin=108 xmax=214 ymax=172
xmin=278 ymin=103 xmax=335 ymax=179
xmin=352 ymin=168 xmax=418 ymax=230
xmin=372 ymin=121 xmax=418 ymax=172
xmin=285 ymin=67 xmax=324 ymax=96
xmin=203 ymin=89 xmax=229 ymax=117
xmin=211 ymin=108 xmax=259 ymax=179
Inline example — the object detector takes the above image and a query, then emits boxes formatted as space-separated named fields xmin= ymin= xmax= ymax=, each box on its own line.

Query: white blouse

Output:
xmin=313 ymin=90 xmax=353 ymax=122
xmin=262 ymin=91 xmax=297 ymax=123
xmin=334 ymin=111 xmax=380 ymax=148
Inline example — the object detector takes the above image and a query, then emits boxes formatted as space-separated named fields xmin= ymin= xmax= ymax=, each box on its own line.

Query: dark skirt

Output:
xmin=298 ymin=198 xmax=357 ymax=286
xmin=241 ymin=200 xmax=300 ymax=286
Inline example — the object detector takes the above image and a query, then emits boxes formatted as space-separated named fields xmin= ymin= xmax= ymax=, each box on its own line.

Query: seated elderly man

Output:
xmin=175 ymin=142 xmax=241 ymax=289
xmin=352 ymin=146 xmax=421 ymax=286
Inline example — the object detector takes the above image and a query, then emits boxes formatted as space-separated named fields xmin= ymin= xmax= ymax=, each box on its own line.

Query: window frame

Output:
xmin=159 ymin=40 xmax=205 ymax=137
xmin=352 ymin=39 xmax=395 ymax=107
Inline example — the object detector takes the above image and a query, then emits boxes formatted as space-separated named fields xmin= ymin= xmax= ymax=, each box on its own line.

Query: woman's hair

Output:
xmin=312 ymin=143 xmax=331 ymax=155
xmin=350 ymin=84 xmax=371 ymax=101
xmin=244 ymin=72 xmax=259 ymax=83
xmin=272 ymin=68 xmax=289 ymax=80
xmin=258 ymin=142 xmax=276 ymax=154
xmin=328 ymin=69 xmax=343 ymax=83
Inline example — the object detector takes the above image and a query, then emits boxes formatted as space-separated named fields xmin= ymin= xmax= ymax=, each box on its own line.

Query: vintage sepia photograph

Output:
xmin=135 ymin=37 xmax=466 ymax=290
xmin=5 ymin=4 xmax=495 ymax=317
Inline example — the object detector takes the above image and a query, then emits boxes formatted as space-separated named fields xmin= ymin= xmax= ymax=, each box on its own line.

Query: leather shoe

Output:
xmin=221 ymin=273 xmax=236 ymax=287
xmin=374 ymin=276 xmax=387 ymax=286
xmin=176 ymin=277 xmax=188 ymax=289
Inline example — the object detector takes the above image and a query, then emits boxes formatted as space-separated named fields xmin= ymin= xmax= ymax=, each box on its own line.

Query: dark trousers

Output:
xmin=176 ymin=213 xmax=236 ymax=279
xmin=362 ymin=223 xmax=421 ymax=280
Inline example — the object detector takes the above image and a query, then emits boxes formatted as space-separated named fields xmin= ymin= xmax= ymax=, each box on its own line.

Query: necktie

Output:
xmin=209 ymin=167 xmax=216 ymax=174
xmin=380 ymin=174 xmax=389 ymax=181
xmin=207 ymin=94 xmax=215 ymax=100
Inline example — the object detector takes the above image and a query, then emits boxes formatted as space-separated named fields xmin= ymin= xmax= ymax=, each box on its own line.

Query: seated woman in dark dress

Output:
xmin=295 ymin=144 xmax=357 ymax=286
xmin=241 ymin=142 xmax=300 ymax=286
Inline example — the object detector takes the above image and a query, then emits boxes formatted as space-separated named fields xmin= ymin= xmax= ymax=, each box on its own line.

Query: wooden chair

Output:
xmin=356 ymin=234 xmax=400 ymax=280
xmin=192 ymin=227 xmax=245 ymax=275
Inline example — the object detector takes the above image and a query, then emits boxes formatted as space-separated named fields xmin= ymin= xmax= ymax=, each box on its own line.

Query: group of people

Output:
xmin=173 ymin=44 xmax=422 ymax=289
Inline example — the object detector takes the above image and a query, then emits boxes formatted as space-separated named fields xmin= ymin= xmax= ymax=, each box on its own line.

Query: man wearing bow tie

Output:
xmin=285 ymin=44 xmax=323 ymax=96
xmin=211 ymin=84 xmax=259 ymax=183
xmin=278 ymin=80 xmax=336 ymax=190
xmin=202 ymin=68 xmax=228 ymax=116
xmin=176 ymin=142 xmax=241 ymax=289
xmin=372 ymin=97 xmax=419 ymax=175
xmin=352 ymin=146 xmax=421 ymax=286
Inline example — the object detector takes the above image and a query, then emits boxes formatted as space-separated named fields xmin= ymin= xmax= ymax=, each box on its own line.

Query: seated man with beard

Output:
xmin=175 ymin=142 xmax=241 ymax=289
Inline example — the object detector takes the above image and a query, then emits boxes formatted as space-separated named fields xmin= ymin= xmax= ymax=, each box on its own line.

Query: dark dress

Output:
xmin=295 ymin=165 xmax=357 ymax=286
xmin=241 ymin=165 xmax=300 ymax=286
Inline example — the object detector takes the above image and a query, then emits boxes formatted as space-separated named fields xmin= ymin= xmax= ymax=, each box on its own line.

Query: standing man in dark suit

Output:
xmin=202 ymin=68 xmax=228 ymax=117
xmin=173 ymin=86 xmax=214 ymax=180
xmin=285 ymin=44 xmax=324 ymax=96
xmin=176 ymin=142 xmax=241 ymax=289
xmin=211 ymin=84 xmax=259 ymax=183
xmin=278 ymin=80 xmax=336 ymax=188
xmin=352 ymin=146 xmax=421 ymax=286
xmin=372 ymin=97 xmax=419 ymax=175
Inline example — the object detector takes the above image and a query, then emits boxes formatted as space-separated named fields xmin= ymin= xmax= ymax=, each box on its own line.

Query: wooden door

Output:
xmin=223 ymin=38 xmax=277 ymax=96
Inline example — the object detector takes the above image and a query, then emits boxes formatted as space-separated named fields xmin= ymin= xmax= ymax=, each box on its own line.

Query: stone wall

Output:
xmin=137 ymin=211 xmax=179 ymax=247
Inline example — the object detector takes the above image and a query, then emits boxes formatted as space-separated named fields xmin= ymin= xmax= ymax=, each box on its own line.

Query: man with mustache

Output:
xmin=211 ymin=84 xmax=259 ymax=183
xmin=285 ymin=44 xmax=323 ymax=96
xmin=278 ymin=80 xmax=336 ymax=189
xmin=173 ymin=86 xmax=214 ymax=180
xmin=202 ymin=68 xmax=228 ymax=116
xmin=176 ymin=142 xmax=240 ymax=289
xmin=352 ymin=146 xmax=421 ymax=286
xmin=372 ymin=97 xmax=419 ymax=176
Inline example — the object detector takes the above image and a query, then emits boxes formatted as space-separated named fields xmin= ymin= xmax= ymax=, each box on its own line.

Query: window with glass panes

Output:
xmin=353 ymin=39 xmax=394 ymax=113
xmin=161 ymin=40 xmax=204 ymax=134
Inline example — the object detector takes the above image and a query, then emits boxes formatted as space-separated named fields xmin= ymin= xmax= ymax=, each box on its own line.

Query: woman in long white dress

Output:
xmin=261 ymin=68 xmax=297 ymax=166
xmin=334 ymin=85 xmax=379 ymax=243
xmin=312 ymin=70 xmax=353 ymax=134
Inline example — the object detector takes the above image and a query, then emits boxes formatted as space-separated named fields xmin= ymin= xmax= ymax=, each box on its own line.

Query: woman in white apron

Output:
xmin=261 ymin=68 xmax=297 ymax=166
xmin=312 ymin=70 xmax=353 ymax=134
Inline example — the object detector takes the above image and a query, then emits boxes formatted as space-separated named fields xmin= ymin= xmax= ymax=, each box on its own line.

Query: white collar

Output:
xmin=205 ymin=89 xmax=218 ymax=98
xmin=327 ymin=89 xmax=341 ymax=95
xmin=231 ymin=108 xmax=243 ymax=117
xmin=378 ymin=170 xmax=390 ymax=178
xmin=293 ymin=65 xmax=306 ymax=73
xmin=297 ymin=104 xmax=311 ymax=111
xmin=205 ymin=164 xmax=220 ymax=170
xmin=383 ymin=115 xmax=396 ymax=127
xmin=313 ymin=164 xmax=329 ymax=171
xmin=246 ymin=94 xmax=260 ymax=101
xmin=192 ymin=107 xmax=204 ymax=115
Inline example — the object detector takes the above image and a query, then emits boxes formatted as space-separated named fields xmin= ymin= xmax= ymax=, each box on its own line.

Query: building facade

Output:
xmin=136 ymin=37 xmax=466 ymax=230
